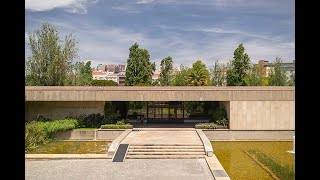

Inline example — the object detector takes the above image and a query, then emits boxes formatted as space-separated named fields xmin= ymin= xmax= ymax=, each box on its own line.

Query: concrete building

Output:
xmin=25 ymin=86 xmax=294 ymax=131
xmin=256 ymin=60 xmax=295 ymax=77
xmin=117 ymin=71 xmax=126 ymax=85
xmin=92 ymin=71 xmax=118 ymax=83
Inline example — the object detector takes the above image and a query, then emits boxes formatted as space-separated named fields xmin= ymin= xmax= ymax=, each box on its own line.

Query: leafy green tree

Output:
xmin=244 ymin=63 xmax=264 ymax=86
xmin=65 ymin=61 xmax=92 ymax=86
xmin=269 ymin=57 xmax=288 ymax=86
xmin=159 ymin=56 xmax=173 ymax=86
xmin=172 ymin=65 xmax=191 ymax=86
xmin=125 ymin=43 xmax=156 ymax=86
xmin=210 ymin=60 xmax=227 ymax=86
xmin=25 ymin=23 xmax=78 ymax=86
xmin=187 ymin=60 xmax=209 ymax=86
xmin=226 ymin=43 xmax=251 ymax=86
xmin=287 ymin=72 xmax=295 ymax=86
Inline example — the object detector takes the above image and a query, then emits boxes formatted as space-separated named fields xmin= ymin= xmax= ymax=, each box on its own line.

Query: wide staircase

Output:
xmin=126 ymin=143 xmax=206 ymax=159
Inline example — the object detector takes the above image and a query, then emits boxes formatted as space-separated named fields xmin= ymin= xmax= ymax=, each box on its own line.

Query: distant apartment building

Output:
xmin=92 ymin=71 xmax=118 ymax=83
xmin=96 ymin=64 xmax=126 ymax=73
xmin=118 ymin=71 xmax=126 ymax=85
xmin=256 ymin=60 xmax=295 ymax=77
xmin=152 ymin=73 xmax=160 ymax=82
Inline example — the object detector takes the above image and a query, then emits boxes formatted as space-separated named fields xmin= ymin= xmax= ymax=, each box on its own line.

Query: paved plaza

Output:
xmin=25 ymin=159 xmax=214 ymax=180
xmin=121 ymin=130 xmax=203 ymax=145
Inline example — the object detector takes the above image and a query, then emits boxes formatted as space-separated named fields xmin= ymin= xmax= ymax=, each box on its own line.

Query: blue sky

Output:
xmin=25 ymin=0 xmax=295 ymax=69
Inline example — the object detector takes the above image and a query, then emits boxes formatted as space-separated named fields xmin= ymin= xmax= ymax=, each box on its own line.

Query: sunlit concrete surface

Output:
xmin=25 ymin=159 xmax=214 ymax=180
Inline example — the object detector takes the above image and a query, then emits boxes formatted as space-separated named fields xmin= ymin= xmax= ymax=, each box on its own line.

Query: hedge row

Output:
xmin=100 ymin=124 xmax=133 ymax=129
xmin=195 ymin=123 xmax=217 ymax=129
xmin=25 ymin=119 xmax=78 ymax=151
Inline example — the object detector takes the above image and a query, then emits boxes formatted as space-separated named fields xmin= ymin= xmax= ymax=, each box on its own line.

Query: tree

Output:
xmin=172 ymin=65 xmax=191 ymax=86
xmin=210 ymin=60 xmax=227 ymax=86
xmin=25 ymin=23 xmax=78 ymax=86
xmin=226 ymin=43 xmax=251 ymax=86
xmin=125 ymin=43 xmax=156 ymax=86
xmin=65 ymin=61 xmax=92 ymax=86
xmin=187 ymin=60 xmax=209 ymax=86
xmin=269 ymin=57 xmax=288 ymax=86
xmin=158 ymin=56 xmax=173 ymax=86
xmin=244 ymin=63 xmax=264 ymax=86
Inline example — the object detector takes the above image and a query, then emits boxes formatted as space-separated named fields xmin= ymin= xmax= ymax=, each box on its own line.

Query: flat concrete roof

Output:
xmin=25 ymin=86 xmax=295 ymax=101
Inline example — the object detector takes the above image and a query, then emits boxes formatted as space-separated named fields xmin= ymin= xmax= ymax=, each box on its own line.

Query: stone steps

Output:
xmin=127 ymin=151 xmax=206 ymax=155
xmin=126 ymin=155 xmax=206 ymax=159
xmin=126 ymin=144 xmax=206 ymax=159
xmin=128 ymin=149 xmax=205 ymax=152
xmin=129 ymin=145 xmax=203 ymax=149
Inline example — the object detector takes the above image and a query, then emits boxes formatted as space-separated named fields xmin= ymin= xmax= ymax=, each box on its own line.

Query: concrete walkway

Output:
xmin=121 ymin=130 xmax=203 ymax=145
xmin=25 ymin=159 xmax=214 ymax=180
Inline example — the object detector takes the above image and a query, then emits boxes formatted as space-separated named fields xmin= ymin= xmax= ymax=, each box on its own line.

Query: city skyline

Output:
xmin=25 ymin=0 xmax=295 ymax=68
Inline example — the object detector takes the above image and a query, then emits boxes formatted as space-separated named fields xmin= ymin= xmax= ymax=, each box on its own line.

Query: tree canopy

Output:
xmin=25 ymin=23 xmax=78 ymax=86
xmin=159 ymin=56 xmax=173 ymax=86
xmin=226 ymin=43 xmax=251 ymax=86
xmin=125 ymin=43 xmax=156 ymax=86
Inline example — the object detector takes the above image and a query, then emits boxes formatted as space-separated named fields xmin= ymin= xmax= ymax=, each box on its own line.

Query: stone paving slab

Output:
xmin=25 ymin=154 xmax=112 ymax=159
xmin=205 ymin=155 xmax=230 ymax=180
xmin=121 ymin=130 xmax=203 ymax=145
xmin=25 ymin=159 xmax=215 ymax=180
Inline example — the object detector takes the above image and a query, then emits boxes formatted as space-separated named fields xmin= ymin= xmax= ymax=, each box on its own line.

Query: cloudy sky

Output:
xmin=25 ymin=0 xmax=295 ymax=69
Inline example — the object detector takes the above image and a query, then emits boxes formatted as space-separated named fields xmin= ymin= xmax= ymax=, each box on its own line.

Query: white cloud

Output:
xmin=136 ymin=0 xmax=155 ymax=4
xmin=25 ymin=0 xmax=96 ymax=14
xmin=25 ymin=17 xmax=294 ymax=68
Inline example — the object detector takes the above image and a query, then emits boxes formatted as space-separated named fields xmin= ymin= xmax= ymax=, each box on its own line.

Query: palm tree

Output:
xmin=187 ymin=69 xmax=208 ymax=86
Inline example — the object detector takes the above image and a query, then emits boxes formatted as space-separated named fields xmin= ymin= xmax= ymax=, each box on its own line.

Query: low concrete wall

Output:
xmin=203 ymin=130 xmax=295 ymax=141
xmin=97 ymin=130 xmax=126 ymax=140
xmin=52 ymin=130 xmax=95 ymax=140
xmin=52 ymin=129 xmax=125 ymax=141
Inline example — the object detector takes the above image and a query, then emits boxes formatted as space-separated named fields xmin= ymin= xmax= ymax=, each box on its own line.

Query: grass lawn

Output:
xmin=212 ymin=141 xmax=294 ymax=180
xmin=26 ymin=141 xmax=111 ymax=154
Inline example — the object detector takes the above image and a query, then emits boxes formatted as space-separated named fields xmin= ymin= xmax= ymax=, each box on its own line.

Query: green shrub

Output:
xmin=210 ymin=107 xmax=227 ymax=122
xmin=66 ymin=113 xmax=116 ymax=128
xmin=248 ymin=149 xmax=295 ymax=180
xmin=100 ymin=124 xmax=132 ymax=129
xmin=216 ymin=118 xmax=229 ymax=127
xmin=25 ymin=119 xmax=78 ymax=151
xmin=195 ymin=123 xmax=217 ymax=129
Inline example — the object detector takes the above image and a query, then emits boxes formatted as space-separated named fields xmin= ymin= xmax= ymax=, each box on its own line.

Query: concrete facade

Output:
xmin=25 ymin=86 xmax=295 ymax=131
xmin=229 ymin=101 xmax=295 ymax=130
xmin=25 ymin=101 xmax=105 ymax=121
xmin=25 ymin=86 xmax=294 ymax=101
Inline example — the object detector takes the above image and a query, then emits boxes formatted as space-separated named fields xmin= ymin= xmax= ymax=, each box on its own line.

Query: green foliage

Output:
xmin=125 ymin=43 xmax=156 ymax=86
xmin=91 ymin=80 xmax=118 ymax=86
xmin=101 ymin=124 xmax=133 ymax=129
xmin=226 ymin=43 xmax=251 ymax=86
xmin=185 ymin=102 xmax=205 ymax=113
xmin=269 ymin=57 xmax=288 ymax=86
xmin=25 ymin=119 xmax=78 ymax=151
xmin=216 ymin=118 xmax=229 ymax=127
xmin=195 ymin=123 xmax=217 ymax=129
xmin=66 ymin=61 xmax=93 ymax=86
xmin=244 ymin=63 xmax=264 ymax=86
xmin=210 ymin=60 xmax=227 ymax=86
xmin=248 ymin=149 xmax=295 ymax=180
xmin=172 ymin=65 xmax=191 ymax=86
xmin=209 ymin=107 xmax=228 ymax=123
xmin=287 ymin=72 xmax=295 ymax=86
xmin=25 ymin=23 xmax=78 ymax=86
xmin=187 ymin=60 xmax=209 ymax=86
xmin=159 ymin=56 xmax=173 ymax=86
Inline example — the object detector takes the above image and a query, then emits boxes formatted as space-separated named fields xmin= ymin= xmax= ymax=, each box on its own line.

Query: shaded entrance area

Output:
xmin=146 ymin=101 xmax=186 ymax=124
